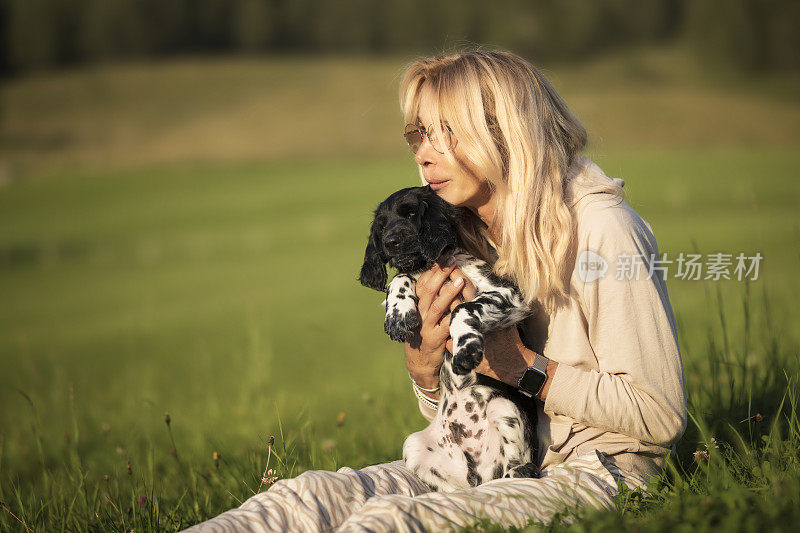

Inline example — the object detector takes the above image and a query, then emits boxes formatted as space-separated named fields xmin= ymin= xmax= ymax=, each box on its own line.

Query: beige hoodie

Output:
xmin=418 ymin=157 xmax=687 ymax=478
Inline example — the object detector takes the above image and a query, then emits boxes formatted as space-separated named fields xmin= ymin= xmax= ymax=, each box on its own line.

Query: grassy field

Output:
xmin=2 ymin=46 xmax=799 ymax=174
xmin=1 ymin=48 xmax=800 ymax=531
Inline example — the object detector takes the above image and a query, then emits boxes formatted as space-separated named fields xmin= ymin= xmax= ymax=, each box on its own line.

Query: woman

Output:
xmin=185 ymin=50 xmax=686 ymax=532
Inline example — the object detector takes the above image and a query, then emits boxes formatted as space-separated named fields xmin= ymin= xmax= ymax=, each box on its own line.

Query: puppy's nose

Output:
xmin=383 ymin=234 xmax=401 ymax=253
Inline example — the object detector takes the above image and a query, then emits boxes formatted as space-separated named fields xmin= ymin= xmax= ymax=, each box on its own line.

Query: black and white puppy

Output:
xmin=359 ymin=185 xmax=538 ymax=492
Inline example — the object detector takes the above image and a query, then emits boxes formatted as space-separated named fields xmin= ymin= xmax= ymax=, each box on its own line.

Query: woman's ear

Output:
xmin=359 ymin=222 xmax=388 ymax=291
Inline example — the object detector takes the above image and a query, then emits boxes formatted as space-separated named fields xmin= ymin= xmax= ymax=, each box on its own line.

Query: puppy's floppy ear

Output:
xmin=419 ymin=192 xmax=458 ymax=262
xmin=359 ymin=217 xmax=388 ymax=291
xmin=417 ymin=198 xmax=428 ymax=220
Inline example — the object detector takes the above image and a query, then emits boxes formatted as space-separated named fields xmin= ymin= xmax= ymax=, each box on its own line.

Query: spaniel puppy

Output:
xmin=359 ymin=186 xmax=538 ymax=492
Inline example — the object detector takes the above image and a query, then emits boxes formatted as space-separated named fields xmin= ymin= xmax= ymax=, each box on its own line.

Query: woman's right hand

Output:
xmin=404 ymin=257 xmax=474 ymax=392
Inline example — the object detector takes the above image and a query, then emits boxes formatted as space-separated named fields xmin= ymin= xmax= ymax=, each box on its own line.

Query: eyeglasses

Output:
xmin=403 ymin=123 xmax=454 ymax=154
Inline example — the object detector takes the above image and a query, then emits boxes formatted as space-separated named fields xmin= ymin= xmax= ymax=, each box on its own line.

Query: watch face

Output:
xmin=519 ymin=368 xmax=547 ymax=396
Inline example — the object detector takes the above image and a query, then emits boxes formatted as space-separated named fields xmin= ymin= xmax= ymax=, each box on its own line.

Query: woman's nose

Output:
xmin=414 ymin=137 xmax=436 ymax=166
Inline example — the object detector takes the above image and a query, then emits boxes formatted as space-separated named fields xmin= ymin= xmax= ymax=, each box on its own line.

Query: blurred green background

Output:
xmin=1 ymin=1 xmax=800 ymax=530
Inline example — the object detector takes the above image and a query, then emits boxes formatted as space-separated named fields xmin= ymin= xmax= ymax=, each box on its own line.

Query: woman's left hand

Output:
xmin=474 ymin=327 xmax=534 ymax=384
xmin=444 ymin=290 xmax=540 ymax=392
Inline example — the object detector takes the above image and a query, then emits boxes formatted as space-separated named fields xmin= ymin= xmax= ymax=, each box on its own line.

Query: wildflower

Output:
xmin=126 ymin=460 xmax=133 ymax=475
xmin=705 ymin=438 xmax=719 ymax=450
xmin=321 ymin=439 xmax=336 ymax=453
xmin=137 ymin=495 xmax=147 ymax=507
xmin=116 ymin=446 xmax=127 ymax=455
xmin=102 ymin=475 xmax=114 ymax=503
xmin=102 ymin=423 xmax=111 ymax=434
xmin=213 ymin=451 xmax=220 ymax=469
xmin=693 ymin=450 xmax=709 ymax=461
xmin=164 ymin=412 xmax=171 ymax=426
xmin=337 ymin=411 xmax=346 ymax=427
xmin=258 ymin=436 xmax=276 ymax=493
xmin=262 ymin=468 xmax=279 ymax=486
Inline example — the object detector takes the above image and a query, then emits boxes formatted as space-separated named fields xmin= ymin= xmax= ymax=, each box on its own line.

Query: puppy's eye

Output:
xmin=398 ymin=205 xmax=417 ymax=218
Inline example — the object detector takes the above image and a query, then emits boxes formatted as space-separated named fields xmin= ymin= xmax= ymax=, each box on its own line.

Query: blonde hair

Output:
xmin=399 ymin=49 xmax=619 ymax=312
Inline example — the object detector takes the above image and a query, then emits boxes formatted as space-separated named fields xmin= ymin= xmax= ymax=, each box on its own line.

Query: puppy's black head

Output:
xmin=359 ymin=186 xmax=461 ymax=291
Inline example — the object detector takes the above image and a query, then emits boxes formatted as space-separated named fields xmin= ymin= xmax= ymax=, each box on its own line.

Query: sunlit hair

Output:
xmin=399 ymin=49 xmax=622 ymax=312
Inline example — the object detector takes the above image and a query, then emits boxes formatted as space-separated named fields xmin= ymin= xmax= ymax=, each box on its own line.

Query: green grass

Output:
xmin=0 ymin=147 xmax=799 ymax=531
xmin=2 ymin=45 xmax=799 ymax=176
xmin=1 ymin=47 xmax=800 ymax=530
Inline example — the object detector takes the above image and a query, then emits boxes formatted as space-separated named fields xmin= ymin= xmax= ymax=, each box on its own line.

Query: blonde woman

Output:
xmin=185 ymin=50 xmax=687 ymax=532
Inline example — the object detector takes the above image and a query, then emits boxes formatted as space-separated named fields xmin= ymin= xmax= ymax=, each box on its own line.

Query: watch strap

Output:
xmin=530 ymin=352 xmax=549 ymax=375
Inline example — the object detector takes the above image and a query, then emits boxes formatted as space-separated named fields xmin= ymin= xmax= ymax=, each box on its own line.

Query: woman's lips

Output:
xmin=426 ymin=180 xmax=449 ymax=191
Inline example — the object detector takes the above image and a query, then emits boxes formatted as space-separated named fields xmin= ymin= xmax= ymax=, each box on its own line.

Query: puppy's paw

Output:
xmin=384 ymin=307 xmax=421 ymax=342
xmin=452 ymin=333 xmax=484 ymax=375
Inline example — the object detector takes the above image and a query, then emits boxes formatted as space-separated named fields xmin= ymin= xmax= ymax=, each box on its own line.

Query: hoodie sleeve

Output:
xmin=543 ymin=201 xmax=688 ymax=447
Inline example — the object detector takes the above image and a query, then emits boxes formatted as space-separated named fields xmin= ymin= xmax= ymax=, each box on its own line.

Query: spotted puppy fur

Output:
xmin=359 ymin=186 xmax=538 ymax=492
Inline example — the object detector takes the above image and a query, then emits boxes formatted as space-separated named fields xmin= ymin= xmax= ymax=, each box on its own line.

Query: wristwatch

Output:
xmin=517 ymin=353 xmax=550 ymax=398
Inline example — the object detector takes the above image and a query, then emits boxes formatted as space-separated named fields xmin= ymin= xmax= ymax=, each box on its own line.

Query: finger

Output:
xmin=449 ymin=268 xmax=477 ymax=301
xmin=421 ymin=316 xmax=450 ymax=349
xmin=416 ymin=267 xmax=433 ymax=287
xmin=435 ymin=310 xmax=451 ymax=331
xmin=425 ymin=276 xmax=464 ymax=324
xmin=415 ymin=263 xmax=439 ymax=314
xmin=448 ymin=294 xmax=465 ymax=312
xmin=418 ymin=258 xmax=458 ymax=316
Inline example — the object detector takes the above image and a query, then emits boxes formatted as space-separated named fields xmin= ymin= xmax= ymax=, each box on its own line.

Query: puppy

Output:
xmin=359 ymin=186 xmax=538 ymax=491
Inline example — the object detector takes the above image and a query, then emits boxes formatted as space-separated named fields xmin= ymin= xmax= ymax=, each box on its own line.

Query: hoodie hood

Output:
xmin=564 ymin=156 xmax=625 ymax=208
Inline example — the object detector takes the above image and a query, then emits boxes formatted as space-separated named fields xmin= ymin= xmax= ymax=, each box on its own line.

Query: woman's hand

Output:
xmin=444 ymin=296 xmax=556 ymax=401
xmin=404 ymin=258 xmax=476 ymax=393
xmin=450 ymin=325 xmax=557 ymax=401
xmin=462 ymin=326 xmax=531 ymax=384
xmin=443 ymin=294 xmax=531 ymax=380
xmin=408 ymin=261 xmax=556 ymax=401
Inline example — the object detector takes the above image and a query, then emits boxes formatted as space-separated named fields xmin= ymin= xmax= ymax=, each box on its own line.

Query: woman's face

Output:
xmin=414 ymin=99 xmax=492 ymax=212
